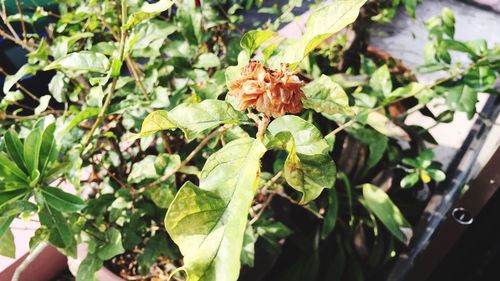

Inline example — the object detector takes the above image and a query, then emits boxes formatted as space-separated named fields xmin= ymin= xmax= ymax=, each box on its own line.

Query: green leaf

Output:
xmin=35 ymin=95 xmax=51 ymax=115
xmin=444 ymin=84 xmax=478 ymax=119
xmin=97 ymin=228 xmax=125 ymax=260
xmin=0 ymin=216 xmax=15 ymax=241
xmin=302 ymin=75 xmax=353 ymax=116
xmin=40 ymin=186 xmax=85 ymax=213
xmin=441 ymin=7 xmax=455 ymax=38
xmin=138 ymin=100 xmax=247 ymax=139
xmin=241 ymin=224 xmax=257 ymax=267
xmin=194 ymin=53 xmax=221 ymax=69
xmin=321 ymin=188 xmax=338 ymax=239
xmin=76 ymin=253 xmax=102 ymax=281
xmin=427 ymin=169 xmax=446 ymax=182
xmin=0 ymin=200 xmax=37 ymax=219
xmin=0 ymin=228 xmax=15 ymax=258
xmin=402 ymin=0 xmax=417 ymax=18
xmin=39 ymin=204 xmax=74 ymax=248
xmin=124 ymin=0 xmax=175 ymax=30
xmin=366 ymin=112 xmax=409 ymax=140
xmin=400 ymin=173 xmax=419 ymax=189
xmin=370 ymin=65 xmax=392 ymax=97
xmin=66 ymin=107 xmax=100 ymax=132
xmin=348 ymin=124 xmax=389 ymax=170
xmin=0 ymin=152 xmax=28 ymax=181
xmin=3 ymin=64 xmax=35 ymax=93
xmin=362 ymin=184 xmax=412 ymax=244
xmin=267 ymin=116 xmax=336 ymax=203
xmin=282 ymin=0 xmax=367 ymax=64
xmin=44 ymin=51 xmax=110 ymax=73
xmin=240 ymin=30 xmax=276 ymax=55
xmin=138 ymin=232 xmax=179 ymax=275
xmin=463 ymin=66 xmax=497 ymax=91
xmin=48 ymin=72 xmax=66 ymax=103
xmin=39 ymin=124 xmax=57 ymax=176
xmin=0 ymin=188 xmax=29 ymax=208
xmin=4 ymin=129 xmax=28 ymax=174
xmin=23 ymin=128 xmax=43 ymax=176
xmin=165 ymin=138 xmax=267 ymax=281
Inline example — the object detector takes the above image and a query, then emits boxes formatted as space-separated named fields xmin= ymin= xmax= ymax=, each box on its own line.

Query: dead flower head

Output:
xmin=228 ymin=61 xmax=305 ymax=118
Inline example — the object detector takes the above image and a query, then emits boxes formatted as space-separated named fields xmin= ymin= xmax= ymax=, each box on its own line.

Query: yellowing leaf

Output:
xmin=282 ymin=0 xmax=367 ymax=64
xmin=165 ymin=138 xmax=266 ymax=281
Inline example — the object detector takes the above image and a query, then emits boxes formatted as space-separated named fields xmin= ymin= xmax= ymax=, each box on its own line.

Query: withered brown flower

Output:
xmin=228 ymin=61 xmax=305 ymax=118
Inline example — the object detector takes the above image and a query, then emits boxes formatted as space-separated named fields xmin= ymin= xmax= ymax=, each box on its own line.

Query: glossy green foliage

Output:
xmin=267 ymin=116 xmax=336 ymax=203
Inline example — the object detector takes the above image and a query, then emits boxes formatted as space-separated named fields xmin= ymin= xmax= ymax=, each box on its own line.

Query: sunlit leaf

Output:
xmin=138 ymin=100 xmax=247 ymax=139
xmin=302 ymin=75 xmax=353 ymax=116
xmin=41 ymin=186 xmax=85 ymax=213
xmin=0 ymin=228 xmax=15 ymax=258
xmin=240 ymin=30 xmax=276 ymax=55
xmin=44 ymin=51 xmax=110 ymax=73
xmin=267 ymin=116 xmax=336 ymax=203
xmin=282 ymin=0 xmax=367 ymax=64
xmin=165 ymin=138 xmax=266 ymax=281
xmin=362 ymin=184 xmax=412 ymax=245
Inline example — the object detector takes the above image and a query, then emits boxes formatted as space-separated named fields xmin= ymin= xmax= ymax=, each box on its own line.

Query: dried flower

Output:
xmin=228 ymin=61 xmax=305 ymax=117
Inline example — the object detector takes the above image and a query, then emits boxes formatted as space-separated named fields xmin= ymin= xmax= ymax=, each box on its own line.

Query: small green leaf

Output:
xmin=138 ymin=100 xmax=247 ymax=139
xmin=48 ymin=72 xmax=66 ymax=103
xmin=0 ymin=188 xmax=28 ymax=208
xmin=97 ymin=228 xmax=125 ymax=260
xmin=240 ymin=30 xmax=276 ymax=55
xmin=370 ymin=65 xmax=392 ymax=97
xmin=268 ymin=116 xmax=336 ymax=203
xmin=400 ymin=173 xmax=419 ymax=189
xmin=427 ymin=169 xmax=446 ymax=182
xmin=362 ymin=184 xmax=412 ymax=244
xmin=194 ymin=53 xmax=221 ymax=69
xmin=44 ymin=51 xmax=110 ymax=73
xmin=4 ymin=129 xmax=28 ymax=174
xmin=0 ymin=217 xmax=15 ymax=242
xmin=165 ymin=138 xmax=266 ymax=281
xmin=241 ymin=224 xmax=257 ymax=267
xmin=349 ymin=126 xmax=388 ymax=170
xmin=23 ymin=128 xmax=43 ymax=176
xmin=3 ymin=64 xmax=35 ymax=93
xmin=444 ymin=84 xmax=478 ymax=119
xmin=282 ymin=0 xmax=367 ymax=64
xmin=0 ymin=152 xmax=28 ymax=182
xmin=39 ymin=204 xmax=74 ymax=248
xmin=39 ymin=123 xmax=57 ymax=176
xmin=302 ymin=75 xmax=353 ymax=116
xmin=321 ymin=188 xmax=338 ymax=239
xmin=40 ymin=187 xmax=85 ymax=213
xmin=35 ymin=95 xmax=51 ymax=115
xmin=0 ymin=228 xmax=15 ymax=258
xmin=366 ymin=112 xmax=408 ymax=139
xmin=124 ymin=0 xmax=175 ymax=30
xmin=66 ymin=107 xmax=100 ymax=132
xmin=76 ymin=253 xmax=102 ymax=281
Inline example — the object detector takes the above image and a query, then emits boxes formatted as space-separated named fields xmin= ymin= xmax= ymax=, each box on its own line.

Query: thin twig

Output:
xmin=82 ymin=0 xmax=128 ymax=151
xmin=12 ymin=242 xmax=48 ymax=281
xmin=138 ymin=124 xmax=233 ymax=193
xmin=14 ymin=0 xmax=26 ymax=43
xmin=325 ymin=58 xmax=487 ymax=137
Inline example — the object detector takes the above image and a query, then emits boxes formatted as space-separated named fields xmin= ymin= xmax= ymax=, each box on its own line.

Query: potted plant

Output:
xmin=1 ymin=0 xmax=499 ymax=280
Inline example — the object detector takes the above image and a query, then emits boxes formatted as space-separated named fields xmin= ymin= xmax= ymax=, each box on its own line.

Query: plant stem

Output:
xmin=14 ymin=0 xmax=26 ymax=43
xmin=326 ymin=58 xmax=486 ymax=137
xmin=138 ymin=124 xmax=233 ymax=193
xmin=12 ymin=242 xmax=48 ymax=281
xmin=256 ymin=114 xmax=270 ymax=140
xmin=82 ymin=0 xmax=128 ymax=151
